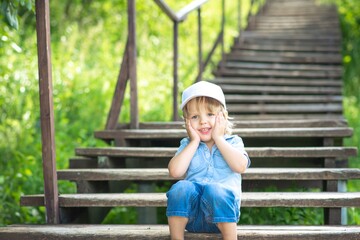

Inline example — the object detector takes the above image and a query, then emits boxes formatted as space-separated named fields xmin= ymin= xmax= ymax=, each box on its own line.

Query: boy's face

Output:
xmin=186 ymin=99 xmax=218 ymax=144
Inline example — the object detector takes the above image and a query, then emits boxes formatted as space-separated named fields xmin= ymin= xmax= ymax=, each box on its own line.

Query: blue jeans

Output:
xmin=166 ymin=180 xmax=240 ymax=233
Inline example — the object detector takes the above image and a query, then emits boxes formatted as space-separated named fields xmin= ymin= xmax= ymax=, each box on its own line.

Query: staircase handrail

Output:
xmin=154 ymin=0 xmax=208 ymax=22
xmin=105 ymin=0 xmax=266 ymax=127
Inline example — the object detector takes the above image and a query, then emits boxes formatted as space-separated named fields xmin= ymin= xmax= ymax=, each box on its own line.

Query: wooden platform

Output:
xmin=1 ymin=225 xmax=360 ymax=240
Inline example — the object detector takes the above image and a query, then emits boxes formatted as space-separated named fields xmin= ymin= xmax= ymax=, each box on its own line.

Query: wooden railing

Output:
xmin=34 ymin=0 xmax=266 ymax=224
xmin=105 ymin=0 xmax=266 ymax=128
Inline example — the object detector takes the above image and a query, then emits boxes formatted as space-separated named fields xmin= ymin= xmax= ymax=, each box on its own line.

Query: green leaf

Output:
xmin=3 ymin=1 xmax=19 ymax=30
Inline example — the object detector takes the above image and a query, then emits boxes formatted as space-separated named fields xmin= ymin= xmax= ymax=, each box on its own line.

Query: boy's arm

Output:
xmin=213 ymin=113 xmax=249 ymax=173
xmin=168 ymin=119 xmax=200 ymax=178
xmin=214 ymin=137 xmax=249 ymax=173
xmin=168 ymin=139 xmax=199 ymax=178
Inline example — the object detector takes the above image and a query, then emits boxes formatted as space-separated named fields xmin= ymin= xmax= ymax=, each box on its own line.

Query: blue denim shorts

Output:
xmin=166 ymin=180 xmax=240 ymax=233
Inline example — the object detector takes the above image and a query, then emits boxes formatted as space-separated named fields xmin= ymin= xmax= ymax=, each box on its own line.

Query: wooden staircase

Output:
xmin=2 ymin=0 xmax=360 ymax=239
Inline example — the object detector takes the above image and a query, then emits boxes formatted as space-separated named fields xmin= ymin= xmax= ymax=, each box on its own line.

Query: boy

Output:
xmin=166 ymin=81 xmax=250 ymax=240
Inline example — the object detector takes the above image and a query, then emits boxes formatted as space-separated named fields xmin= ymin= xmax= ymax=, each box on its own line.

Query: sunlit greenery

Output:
xmin=0 ymin=0 xmax=359 ymax=226
xmin=0 ymin=0 xmax=251 ymax=226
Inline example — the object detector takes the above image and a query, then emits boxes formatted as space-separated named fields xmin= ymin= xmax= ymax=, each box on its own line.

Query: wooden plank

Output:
xmin=221 ymin=62 xmax=342 ymax=71
xmin=252 ymin=24 xmax=340 ymax=30
xmin=225 ymin=54 xmax=342 ymax=64
xmin=94 ymin=127 xmax=352 ymax=140
xmin=211 ymin=77 xmax=342 ymax=87
xmin=221 ymin=85 xmax=341 ymax=94
xmin=233 ymin=44 xmax=341 ymax=53
xmin=225 ymin=95 xmax=342 ymax=103
xmin=229 ymin=49 xmax=342 ymax=59
xmin=228 ymin=103 xmax=343 ymax=113
xmin=258 ymin=8 xmax=338 ymax=17
xmin=57 ymin=168 xmax=360 ymax=181
xmin=241 ymin=38 xmax=340 ymax=47
xmin=264 ymin=9 xmax=337 ymax=15
xmin=241 ymin=31 xmax=341 ymax=41
xmin=257 ymin=21 xmax=338 ymax=26
xmin=20 ymin=192 xmax=360 ymax=208
xmin=215 ymin=68 xmax=341 ymax=79
xmin=230 ymin=114 xmax=344 ymax=121
xmin=74 ymin=146 xmax=357 ymax=159
xmin=105 ymin=40 xmax=129 ymax=130
xmin=35 ymin=0 xmax=59 ymax=224
xmin=133 ymin=119 xmax=348 ymax=129
xmin=2 ymin=225 xmax=360 ymax=240
xmin=252 ymin=28 xmax=340 ymax=35
xmin=253 ymin=24 xmax=339 ymax=31
xmin=253 ymin=21 xmax=339 ymax=28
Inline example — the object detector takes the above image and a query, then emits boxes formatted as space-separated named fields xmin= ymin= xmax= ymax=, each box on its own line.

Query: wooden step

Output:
xmin=240 ymin=31 xmax=341 ymax=41
xmin=225 ymin=54 xmax=341 ymax=64
xmin=94 ymin=127 xmax=352 ymax=140
xmin=2 ymin=225 xmax=360 ymax=240
xmin=252 ymin=27 xmax=340 ymax=34
xmin=230 ymin=114 xmax=344 ymax=121
xmin=227 ymin=103 xmax=342 ymax=114
xmin=252 ymin=21 xmax=340 ymax=28
xmin=259 ymin=11 xmax=338 ymax=18
xmin=57 ymin=168 xmax=360 ymax=181
xmin=257 ymin=8 xmax=337 ymax=16
xmin=241 ymin=38 xmax=340 ymax=48
xmin=264 ymin=9 xmax=337 ymax=16
xmin=220 ymin=85 xmax=341 ymax=94
xmin=74 ymin=146 xmax=357 ymax=159
xmin=228 ymin=49 xmax=342 ymax=59
xmin=211 ymin=77 xmax=342 ymax=87
xmin=215 ymin=68 xmax=341 ymax=78
xmin=225 ymin=95 xmax=342 ymax=103
xmin=220 ymin=62 xmax=342 ymax=72
xmin=233 ymin=44 xmax=340 ymax=53
xmin=122 ymin=119 xmax=348 ymax=129
xmin=20 ymin=192 xmax=360 ymax=208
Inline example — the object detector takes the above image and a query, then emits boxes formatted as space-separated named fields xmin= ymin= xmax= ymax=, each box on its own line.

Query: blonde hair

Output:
xmin=182 ymin=96 xmax=233 ymax=135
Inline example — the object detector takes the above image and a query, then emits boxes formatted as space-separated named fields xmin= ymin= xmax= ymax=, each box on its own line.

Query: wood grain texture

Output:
xmin=2 ymin=225 xmax=360 ymax=240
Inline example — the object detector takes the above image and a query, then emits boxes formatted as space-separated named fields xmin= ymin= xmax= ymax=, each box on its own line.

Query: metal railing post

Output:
xmin=128 ymin=0 xmax=139 ymax=129
xmin=219 ymin=0 xmax=225 ymax=71
xmin=173 ymin=21 xmax=179 ymax=121
xmin=197 ymin=8 xmax=203 ymax=82
xmin=238 ymin=0 xmax=242 ymax=33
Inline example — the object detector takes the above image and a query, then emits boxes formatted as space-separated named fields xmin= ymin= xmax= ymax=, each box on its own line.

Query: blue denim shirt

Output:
xmin=175 ymin=135 xmax=250 ymax=198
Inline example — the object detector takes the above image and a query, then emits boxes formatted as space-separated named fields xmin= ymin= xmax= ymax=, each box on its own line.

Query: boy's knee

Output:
xmin=167 ymin=180 xmax=197 ymax=200
xmin=203 ymin=184 xmax=235 ymax=204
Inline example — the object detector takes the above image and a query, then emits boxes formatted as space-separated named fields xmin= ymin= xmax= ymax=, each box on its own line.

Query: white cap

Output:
xmin=180 ymin=81 xmax=226 ymax=110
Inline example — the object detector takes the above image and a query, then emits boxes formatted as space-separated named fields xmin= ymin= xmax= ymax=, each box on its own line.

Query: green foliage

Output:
xmin=102 ymin=184 xmax=138 ymax=224
xmin=335 ymin=0 xmax=360 ymax=224
xmin=0 ymin=0 xmax=248 ymax=226
xmin=241 ymin=207 xmax=323 ymax=225
xmin=0 ymin=19 xmax=44 ymax=225
xmin=317 ymin=0 xmax=360 ymax=224
xmin=1 ymin=0 xmax=33 ymax=29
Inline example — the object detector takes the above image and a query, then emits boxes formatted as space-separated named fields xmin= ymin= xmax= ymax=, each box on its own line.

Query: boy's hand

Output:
xmin=185 ymin=119 xmax=200 ymax=143
xmin=212 ymin=112 xmax=226 ymax=141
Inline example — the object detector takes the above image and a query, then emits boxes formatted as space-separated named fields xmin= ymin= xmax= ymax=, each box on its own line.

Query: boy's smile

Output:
xmin=187 ymin=100 xmax=217 ymax=148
